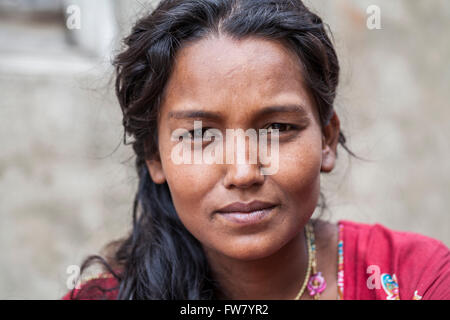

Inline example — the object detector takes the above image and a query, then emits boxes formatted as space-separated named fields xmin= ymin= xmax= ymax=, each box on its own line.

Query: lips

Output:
xmin=215 ymin=200 xmax=277 ymax=214
xmin=215 ymin=200 xmax=278 ymax=225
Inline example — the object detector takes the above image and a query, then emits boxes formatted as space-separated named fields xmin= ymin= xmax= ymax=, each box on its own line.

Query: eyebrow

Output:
xmin=168 ymin=104 xmax=310 ymax=120
xmin=257 ymin=104 xmax=309 ymax=118
xmin=168 ymin=110 xmax=222 ymax=120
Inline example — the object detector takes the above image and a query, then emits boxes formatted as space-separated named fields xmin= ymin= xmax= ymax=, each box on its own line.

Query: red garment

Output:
xmin=62 ymin=274 xmax=119 ymax=300
xmin=340 ymin=220 xmax=449 ymax=300
xmin=62 ymin=220 xmax=449 ymax=300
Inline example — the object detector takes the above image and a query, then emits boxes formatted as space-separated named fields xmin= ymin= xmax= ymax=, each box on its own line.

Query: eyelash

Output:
xmin=186 ymin=127 xmax=213 ymax=139
xmin=264 ymin=123 xmax=296 ymax=133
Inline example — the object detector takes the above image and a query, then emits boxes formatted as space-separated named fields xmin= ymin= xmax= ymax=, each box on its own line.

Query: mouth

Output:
xmin=215 ymin=200 xmax=278 ymax=225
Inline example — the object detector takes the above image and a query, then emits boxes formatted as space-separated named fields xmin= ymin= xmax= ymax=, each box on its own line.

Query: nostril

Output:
xmin=223 ymin=164 xmax=265 ymax=189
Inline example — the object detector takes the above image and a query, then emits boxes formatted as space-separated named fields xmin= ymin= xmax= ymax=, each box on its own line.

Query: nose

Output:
xmin=223 ymin=162 xmax=265 ymax=189
xmin=221 ymin=128 xmax=266 ymax=189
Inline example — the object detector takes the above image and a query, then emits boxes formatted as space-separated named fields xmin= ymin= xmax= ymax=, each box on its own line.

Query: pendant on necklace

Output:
xmin=307 ymin=272 xmax=327 ymax=298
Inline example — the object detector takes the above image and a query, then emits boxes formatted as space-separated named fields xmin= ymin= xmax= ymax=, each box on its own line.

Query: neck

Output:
xmin=203 ymin=229 xmax=309 ymax=300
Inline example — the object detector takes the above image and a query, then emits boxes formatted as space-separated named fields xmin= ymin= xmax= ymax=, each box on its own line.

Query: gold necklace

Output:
xmin=293 ymin=221 xmax=313 ymax=300
xmin=294 ymin=221 xmax=327 ymax=300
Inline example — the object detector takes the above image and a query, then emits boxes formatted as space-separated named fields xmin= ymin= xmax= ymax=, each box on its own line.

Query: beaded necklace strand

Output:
xmin=294 ymin=221 xmax=327 ymax=300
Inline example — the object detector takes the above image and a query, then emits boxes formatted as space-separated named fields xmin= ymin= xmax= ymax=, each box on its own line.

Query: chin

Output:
xmin=220 ymin=235 xmax=290 ymax=262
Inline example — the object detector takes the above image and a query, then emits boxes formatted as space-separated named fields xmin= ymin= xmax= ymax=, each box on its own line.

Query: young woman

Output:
xmin=63 ymin=0 xmax=449 ymax=300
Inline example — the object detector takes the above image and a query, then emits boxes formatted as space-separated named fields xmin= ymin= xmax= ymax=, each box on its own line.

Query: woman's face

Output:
xmin=146 ymin=35 xmax=339 ymax=261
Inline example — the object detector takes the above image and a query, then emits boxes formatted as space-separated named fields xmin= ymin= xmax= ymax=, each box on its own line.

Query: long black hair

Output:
xmin=73 ymin=0 xmax=359 ymax=300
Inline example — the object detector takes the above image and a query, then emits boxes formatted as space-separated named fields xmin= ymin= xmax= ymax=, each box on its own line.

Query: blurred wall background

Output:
xmin=0 ymin=0 xmax=448 ymax=299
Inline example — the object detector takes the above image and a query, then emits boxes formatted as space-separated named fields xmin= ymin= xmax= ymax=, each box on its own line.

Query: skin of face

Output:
xmin=145 ymin=35 xmax=340 ymax=296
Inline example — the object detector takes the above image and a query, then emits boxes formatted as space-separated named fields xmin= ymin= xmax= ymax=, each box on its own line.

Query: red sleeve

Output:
xmin=341 ymin=220 xmax=450 ymax=300
xmin=62 ymin=275 xmax=120 ymax=300
xmin=415 ymin=242 xmax=449 ymax=300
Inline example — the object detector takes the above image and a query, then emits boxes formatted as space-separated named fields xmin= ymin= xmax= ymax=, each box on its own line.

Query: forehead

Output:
xmin=160 ymin=35 xmax=315 ymax=117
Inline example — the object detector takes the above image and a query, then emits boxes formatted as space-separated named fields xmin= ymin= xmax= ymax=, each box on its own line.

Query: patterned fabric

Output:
xmin=380 ymin=273 xmax=400 ymax=300
xmin=335 ymin=222 xmax=432 ymax=300
xmin=337 ymin=222 xmax=344 ymax=300
xmin=412 ymin=290 xmax=423 ymax=300
xmin=337 ymin=220 xmax=448 ymax=300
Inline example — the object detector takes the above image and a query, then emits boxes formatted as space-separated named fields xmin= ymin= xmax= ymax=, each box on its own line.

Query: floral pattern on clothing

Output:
xmin=381 ymin=273 xmax=400 ymax=300
xmin=412 ymin=290 xmax=423 ymax=300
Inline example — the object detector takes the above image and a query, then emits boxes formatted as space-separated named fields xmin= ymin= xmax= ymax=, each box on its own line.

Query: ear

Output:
xmin=321 ymin=111 xmax=341 ymax=173
xmin=145 ymin=151 xmax=167 ymax=184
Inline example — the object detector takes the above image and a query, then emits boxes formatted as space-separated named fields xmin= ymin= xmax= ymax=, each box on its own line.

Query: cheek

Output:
xmin=160 ymin=147 xmax=217 ymax=226
xmin=168 ymin=167 xmax=213 ymax=202
xmin=277 ymin=133 xmax=323 ymax=205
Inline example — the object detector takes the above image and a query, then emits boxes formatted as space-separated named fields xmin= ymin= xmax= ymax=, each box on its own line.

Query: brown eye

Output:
xmin=266 ymin=123 xmax=293 ymax=133
xmin=187 ymin=128 xmax=213 ymax=140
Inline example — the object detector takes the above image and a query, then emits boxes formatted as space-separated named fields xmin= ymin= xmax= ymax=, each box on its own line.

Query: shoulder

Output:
xmin=340 ymin=219 xmax=447 ymax=252
xmin=61 ymin=273 xmax=120 ymax=300
xmin=339 ymin=220 xmax=449 ymax=300
xmin=339 ymin=220 xmax=448 ymax=260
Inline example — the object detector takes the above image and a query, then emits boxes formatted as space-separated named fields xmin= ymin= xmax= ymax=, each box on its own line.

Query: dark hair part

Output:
xmin=73 ymin=0 xmax=359 ymax=300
